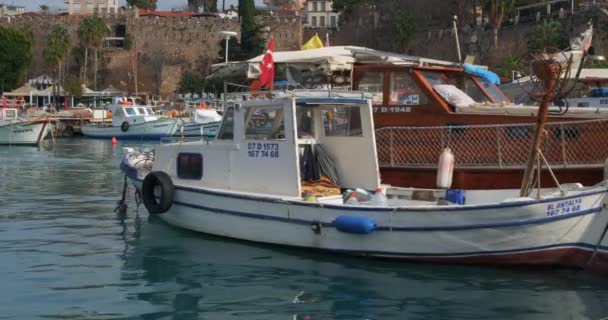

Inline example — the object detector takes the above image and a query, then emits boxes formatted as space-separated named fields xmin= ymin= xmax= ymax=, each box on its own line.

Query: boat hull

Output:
xmin=0 ymin=120 xmax=52 ymax=146
xmin=81 ymin=119 xmax=179 ymax=139
xmin=174 ymin=121 xmax=220 ymax=138
xmin=127 ymin=176 xmax=608 ymax=269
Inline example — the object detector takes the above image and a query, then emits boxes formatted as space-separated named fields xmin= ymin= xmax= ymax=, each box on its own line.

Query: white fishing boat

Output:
xmin=121 ymin=91 xmax=608 ymax=270
xmin=82 ymin=104 xmax=180 ymax=140
xmin=0 ymin=108 xmax=53 ymax=146
xmin=175 ymin=107 xmax=222 ymax=138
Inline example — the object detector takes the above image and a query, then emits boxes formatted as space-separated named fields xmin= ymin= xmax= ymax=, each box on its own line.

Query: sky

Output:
xmin=13 ymin=0 xmax=264 ymax=11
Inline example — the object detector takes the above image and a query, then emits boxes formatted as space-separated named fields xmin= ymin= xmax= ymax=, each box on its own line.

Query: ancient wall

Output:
xmin=0 ymin=10 xmax=302 ymax=98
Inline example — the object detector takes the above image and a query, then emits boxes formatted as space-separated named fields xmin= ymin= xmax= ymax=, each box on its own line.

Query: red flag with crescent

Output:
xmin=259 ymin=36 xmax=275 ymax=88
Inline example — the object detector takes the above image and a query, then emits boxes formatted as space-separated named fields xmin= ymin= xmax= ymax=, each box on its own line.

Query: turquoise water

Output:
xmin=1 ymin=138 xmax=608 ymax=319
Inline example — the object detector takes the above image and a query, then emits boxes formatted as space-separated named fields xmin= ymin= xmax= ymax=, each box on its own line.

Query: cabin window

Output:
xmin=506 ymin=126 xmax=530 ymax=139
xmin=125 ymin=108 xmax=136 ymax=116
xmin=322 ymin=105 xmax=362 ymax=137
xmin=177 ymin=153 xmax=203 ymax=180
xmin=446 ymin=74 xmax=487 ymax=103
xmin=389 ymin=72 xmax=428 ymax=105
xmin=244 ymin=106 xmax=285 ymax=140
xmin=553 ymin=127 xmax=580 ymax=141
xmin=296 ymin=106 xmax=314 ymax=138
xmin=113 ymin=108 xmax=125 ymax=118
xmin=356 ymin=71 xmax=383 ymax=104
xmin=137 ymin=107 xmax=147 ymax=115
xmin=420 ymin=71 xmax=447 ymax=86
xmin=217 ymin=107 xmax=234 ymax=140
xmin=146 ymin=108 xmax=155 ymax=115
xmin=477 ymin=79 xmax=508 ymax=103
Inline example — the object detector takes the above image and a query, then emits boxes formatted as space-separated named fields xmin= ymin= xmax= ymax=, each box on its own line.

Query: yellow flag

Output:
xmin=301 ymin=33 xmax=324 ymax=50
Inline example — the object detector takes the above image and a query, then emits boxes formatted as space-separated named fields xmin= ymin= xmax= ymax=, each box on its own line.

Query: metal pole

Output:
xmin=225 ymin=37 xmax=229 ymax=64
xmin=453 ymin=16 xmax=462 ymax=63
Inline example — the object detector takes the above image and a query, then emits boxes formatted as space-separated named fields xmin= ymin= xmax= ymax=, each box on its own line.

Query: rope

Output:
xmin=114 ymin=175 xmax=129 ymax=215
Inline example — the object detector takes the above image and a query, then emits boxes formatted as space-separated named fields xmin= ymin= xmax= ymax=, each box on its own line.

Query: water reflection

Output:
xmin=120 ymin=216 xmax=608 ymax=320
xmin=1 ymin=138 xmax=608 ymax=319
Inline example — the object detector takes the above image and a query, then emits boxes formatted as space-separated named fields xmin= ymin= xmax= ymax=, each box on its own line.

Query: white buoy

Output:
xmin=437 ymin=148 xmax=455 ymax=189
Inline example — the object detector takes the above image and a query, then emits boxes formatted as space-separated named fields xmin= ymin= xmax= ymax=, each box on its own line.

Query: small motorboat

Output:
xmin=121 ymin=91 xmax=608 ymax=270
xmin=82 ymin=102 xmax=180 ymax=140
xmin=0 ymin=108 xmax=53 ymax=146
xmin=175 ymin=106 xmax=222 ymax=138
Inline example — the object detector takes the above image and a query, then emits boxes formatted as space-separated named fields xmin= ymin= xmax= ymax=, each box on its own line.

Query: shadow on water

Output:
xmin=115 ymin=212 xmax=608 ymax=320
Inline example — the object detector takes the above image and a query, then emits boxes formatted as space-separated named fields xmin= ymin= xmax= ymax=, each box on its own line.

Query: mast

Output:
xmin=519 ymin=59 xmax=561 ymax=197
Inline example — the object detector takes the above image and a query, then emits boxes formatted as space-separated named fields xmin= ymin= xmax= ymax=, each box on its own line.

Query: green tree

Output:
xmin=0 ymin=26 xmax=33 ymax=91
xmin=44 ymin=26 xmax=71 ymax=106
xmin=527 ymin=19 xmax=569 ymax=53
xmin=77 ymin=15 xmax=108 ymax=88
xmin=39 ymin=4 xmax=50 ymax=14
xmin=392 ymin=11 xmax=416 ymax=53
xmin=188 ymin=0 xmax=217 ymax=12
xmin=63 ymin=75 xmax=83 ymax=98
xmin=126 ymin=0 xmax=157 ymax=10
xmin=485 ymin=0 xmax=516 ymax=48
xmin=239 ymin=0 xmax=264 ymax=59
xmin=178 ymin=71 xmax=205 ymax=94
xmin=496 ymin=53 xmax=525 ymax=79
xmin=218 ymin=36 xmax=245 ymax=61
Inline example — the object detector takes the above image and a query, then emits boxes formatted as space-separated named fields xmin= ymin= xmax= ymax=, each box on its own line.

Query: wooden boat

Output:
xmin=120 ymin=91 xmax=608 ymax=270
xmin=0 ymin=108 xmax=52 ymax=146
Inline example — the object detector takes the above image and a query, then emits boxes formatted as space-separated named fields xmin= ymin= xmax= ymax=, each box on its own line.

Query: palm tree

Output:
xmin=77 ymin=16 xmax=108 ymax=88
xmin=485 ymin=0 xmax=515 ymax=48
xmin=44 ymin=26 xmax=70 ymax=107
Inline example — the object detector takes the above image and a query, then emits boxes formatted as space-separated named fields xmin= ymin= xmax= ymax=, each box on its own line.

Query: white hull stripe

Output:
xmin=169 ymin=199 xmax=603 ymax=232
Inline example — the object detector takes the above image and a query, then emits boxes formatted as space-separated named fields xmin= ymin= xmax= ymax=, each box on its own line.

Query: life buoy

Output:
xmin=120 ymin=121 xmax=129 ymax=132
xmin=141 ymin=171 xmax=175 ymax=214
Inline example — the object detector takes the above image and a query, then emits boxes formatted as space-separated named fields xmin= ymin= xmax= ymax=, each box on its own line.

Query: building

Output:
xmin=64 ymin=0 xmax=119 ymax=15
xmin=0 ymin=3 xmax=25 ymax=16
xmin=305 ymin=0 xmax=339 ymax=28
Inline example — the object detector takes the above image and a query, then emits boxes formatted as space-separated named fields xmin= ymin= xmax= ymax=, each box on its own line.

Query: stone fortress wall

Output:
xmin=0 ymin=9 xmax=302 ymax=97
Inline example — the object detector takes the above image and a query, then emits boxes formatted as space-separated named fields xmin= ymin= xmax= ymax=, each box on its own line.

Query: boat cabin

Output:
xmin=153 ymin=93 xmax=380 ymax=197
xmin=0 ymin=108 xmax=18 ymax=122
xmin=108 ymin=105 xmax=158 ymax=127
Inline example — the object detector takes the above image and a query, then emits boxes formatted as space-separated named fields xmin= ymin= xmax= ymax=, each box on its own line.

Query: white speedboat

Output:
xmin=0 ymin=108 xmax=53 ymax=146
xmin=82 ymin=104 xmax=180 ymax=140
xmin=121 ymin=91 xmax=608 ymax=270
xmin=175 ymin=107 xmax=222 ymax=138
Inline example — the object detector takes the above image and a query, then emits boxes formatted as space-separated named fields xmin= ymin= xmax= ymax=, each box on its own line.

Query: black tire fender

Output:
xmin=121 ymin=121 xmax=130 ymax=132
xmin=141 ymin=171 xmax=175 ymax=214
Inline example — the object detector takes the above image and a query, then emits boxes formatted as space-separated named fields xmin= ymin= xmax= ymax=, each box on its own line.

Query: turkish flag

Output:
xmin=64 ymin=98 xmax=68 ymax=110
xmin=259 ymin=36 xmax=275 ymax=88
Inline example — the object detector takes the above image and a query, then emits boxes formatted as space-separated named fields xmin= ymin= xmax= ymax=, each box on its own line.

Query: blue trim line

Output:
xmin=324 ymin=242 xmax=600 ymax=258
xmin=169 ymin=198 xmax=602 ymax=232
xmin=295 ymin=98 xmax=367 ymax=105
